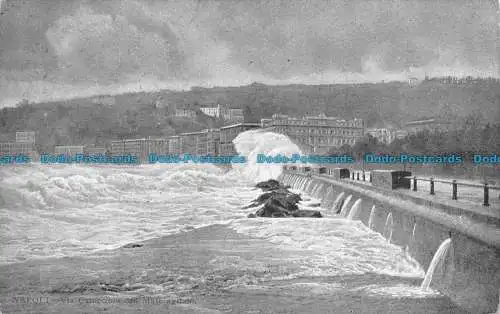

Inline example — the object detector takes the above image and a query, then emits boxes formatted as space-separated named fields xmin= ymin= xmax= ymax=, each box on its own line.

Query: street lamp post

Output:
xmin=362 ymin=142 xmax=367 ymax=178
xmin=402 ymin=143 xmax=409 ymax=172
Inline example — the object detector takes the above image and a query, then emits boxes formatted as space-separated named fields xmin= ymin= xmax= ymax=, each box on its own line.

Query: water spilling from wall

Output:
xmin=421 ymin=238 xmax=452 ymax=291
xmin=339 ymin=195 xmax=353 ymax=216
xmin=322 ymin=186 xmax=334 ymax=207
xmin=406 ymin=222 xmax=417 ymax=253
xmin=368 ymin=205 xmax=377 ymax=230
xmin=332 ymin=192 xmax=345 ymax=214
xmin=347 ymin=199 xmax=363 ymax=220
xmin=383 ymin=212 xmax=394 ymax=243
xmin=279 ymin=172 xmax=500 ymax=313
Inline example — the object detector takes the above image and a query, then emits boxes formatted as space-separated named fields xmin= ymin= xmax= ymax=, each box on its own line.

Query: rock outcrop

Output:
xmin=255 ymin=179 xmax=283 ymax=192
xmin=247 ymin=179 xmax=322 ymax=218
xmin=123 ymin=243 xmax=144 ymax=249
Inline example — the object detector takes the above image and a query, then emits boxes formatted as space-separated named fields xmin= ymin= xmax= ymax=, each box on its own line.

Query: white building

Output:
xmin=200 ymin=104 xmax=244 ymax=122
xmin=261 ymin=118 xmax=273 ymax=128
xmin=408 ymin=77 xmax=420 ymax=87
xmin=394 ymin=129 xmax=409 ymax=140
xmin=200 ymin=105 xmax=222 ymax=118
xmin=16 ymin=131 xmax=36 ymax=144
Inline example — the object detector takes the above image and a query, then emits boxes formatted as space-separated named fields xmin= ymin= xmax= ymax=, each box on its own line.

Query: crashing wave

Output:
xmin=232 ymin=129 xmax=302 ymax=183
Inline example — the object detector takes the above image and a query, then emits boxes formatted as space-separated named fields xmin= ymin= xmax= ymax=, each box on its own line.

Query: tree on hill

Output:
xmin=243 ymin=105 xmax=257 ymax=123
xmin=327 ymin=144 xmax=353 ymax=155
xmin=387 ymin=138 xmax=405 ymax=154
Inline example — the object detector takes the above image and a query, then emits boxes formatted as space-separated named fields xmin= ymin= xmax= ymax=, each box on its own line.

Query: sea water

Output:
xmin=0 ymin=129 xmax=463 ymax=312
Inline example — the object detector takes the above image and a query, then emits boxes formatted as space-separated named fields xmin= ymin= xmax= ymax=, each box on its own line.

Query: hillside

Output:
xmin=0 ymin=77 xmax=499 ymax=153
xmin=179 ymin=78 xmax=500 ymax=126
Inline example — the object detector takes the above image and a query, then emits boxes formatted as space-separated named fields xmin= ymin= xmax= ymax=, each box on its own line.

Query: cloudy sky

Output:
xmin=0 ymin=0 xmax=498 ymax=107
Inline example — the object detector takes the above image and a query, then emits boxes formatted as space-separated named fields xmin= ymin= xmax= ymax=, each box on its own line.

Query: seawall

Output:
xmin=279 ymin=171 xmax=500 ymax=314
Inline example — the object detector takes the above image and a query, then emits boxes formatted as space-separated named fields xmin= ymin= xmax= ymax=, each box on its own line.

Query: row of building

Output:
xmin=0 ymin=131 xmax=39 ymax=160
xmin=109 ymin=113 xmax=367 ymax=159
xmin=0 ymin=115 xmax=453 ymax=163
xmin=365 ymin=119 xmax=453 ymax=145
xmin=0 ymin=122 xmax=260 ymax=163
xmin=263 ymin=114 xmax=453 ymax=149
xmin=107 ymin=123 xmax=260 ymax=162
xmin=261 ymin=113 xmax=365 ymax=154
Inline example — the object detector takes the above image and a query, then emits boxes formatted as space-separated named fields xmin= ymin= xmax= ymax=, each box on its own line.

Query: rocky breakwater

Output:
xmin=246 ymin=179 xmax=322 ymax=218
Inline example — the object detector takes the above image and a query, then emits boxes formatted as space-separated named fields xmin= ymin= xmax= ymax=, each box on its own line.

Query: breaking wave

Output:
xmin=0 ymin=130 xmax=302 ymax=263
xmin=231 ymin=129 xmax=302 ymax=183
xmin=0 ymin=129 xmax=424 ymax=290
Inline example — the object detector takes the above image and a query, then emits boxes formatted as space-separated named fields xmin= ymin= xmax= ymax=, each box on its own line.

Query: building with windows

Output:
xmin=15 ymin=131 xmax=36 ymax=144
xmin=365 ymin=128 xmax=395 ymax=145
xmin=219 ymin=123 xmax=261 ymax=155
xmin=200 ymin=105 xmax=221 ymax=118
xmin=200 ymin=104 xmax=244 ymax=122
xmin=260 ymin=118 xmax=273 ymax=128
xmin=266 ymin=113 xmax=364 ymax=154
xmin=147 ymin=139 xmax=169 ymax=157
xmin=110 ymin=138 xmax=168 ymax=162
xmin=0 ymin=131 xmax=38 ymax=161
xmin=54 ymin=146 xmax=85 ymax=155
xmin=196 ymin=129 xmax=220 ymax=156
xmin=167 ymin=136 xmax=181 ymax=155
xmin=110 ymin=141 xmax=125 ymax=156
xmin=175 ymin=107 xmax=197 ymax=118
xmin=111 ymin=140 xmax=146 ymax=161
xmin=178 ymin=131 xmax=202 ymax=155
xmin=0 ymin=142 xmax=36 ymax=158
xmin=222 ymin=108 xmax=244 ymax=122
xmin=394 ymin=129 xmax=409 ymax=140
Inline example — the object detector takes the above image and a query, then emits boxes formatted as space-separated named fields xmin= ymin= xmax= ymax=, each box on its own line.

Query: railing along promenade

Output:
xmin=285 ymin=166 xmax=500 ymax=208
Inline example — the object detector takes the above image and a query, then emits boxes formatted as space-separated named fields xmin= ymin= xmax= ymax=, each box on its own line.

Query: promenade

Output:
xmin=326 ymin=170 xmax=500 ymax=219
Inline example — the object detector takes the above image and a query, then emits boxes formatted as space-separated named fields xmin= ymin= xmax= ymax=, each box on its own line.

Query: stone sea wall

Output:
xmin=279 ymin=172 xmax=500 ymax=314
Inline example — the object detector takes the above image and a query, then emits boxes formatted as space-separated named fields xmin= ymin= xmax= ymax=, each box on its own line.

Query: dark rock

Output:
xmin=291 ymin=210 xmax=322 ymax=218
xmin=245 ymin=189 xmax=302 ymax=209
xmin=247 ymin=213 xmax=256 ymax=218
xmin=100 ymin=284 xmax=122 ymax=292
xmin=248 ymin=179 xmax=322 ymax=218
xmin=256 ymin=198 xmax=294 ymax=217
xmin=253 ymin=192 xmax=275 ymax=204
xmin=255 ymin=179 xmax=288 ymax=192
xmin=123 ymin=243 xmax=143 ymax=248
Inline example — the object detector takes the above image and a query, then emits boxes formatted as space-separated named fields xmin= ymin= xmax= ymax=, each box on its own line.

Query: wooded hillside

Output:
xmin=0 ymin=77 xmax=498 ymax=154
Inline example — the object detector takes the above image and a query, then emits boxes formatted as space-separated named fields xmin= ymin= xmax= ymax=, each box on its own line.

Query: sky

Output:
xmin=0 ymin=0 xmax=498 ymax=107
